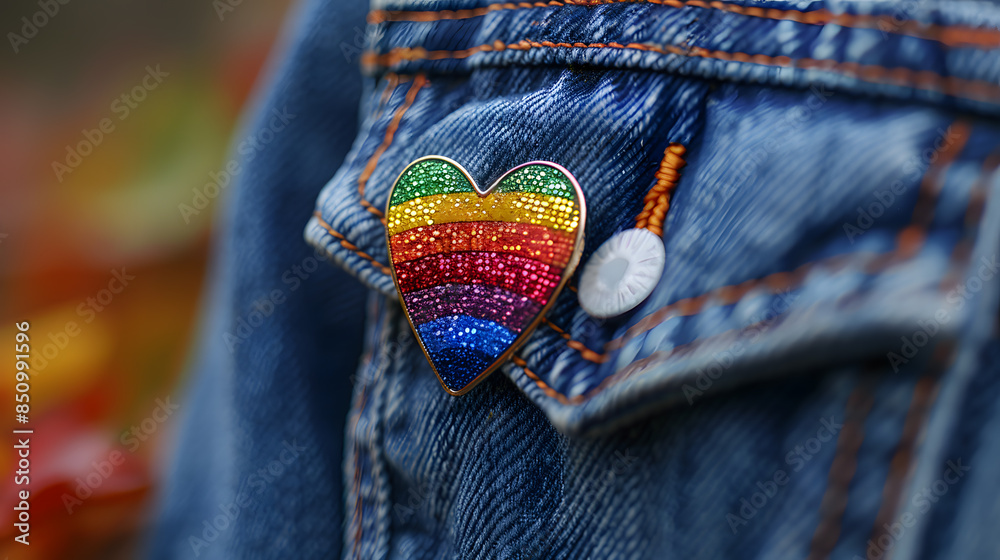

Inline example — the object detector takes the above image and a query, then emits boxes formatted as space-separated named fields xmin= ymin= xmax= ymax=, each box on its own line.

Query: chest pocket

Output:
xmin=306 ymin=2 xmax=1000 ymax=435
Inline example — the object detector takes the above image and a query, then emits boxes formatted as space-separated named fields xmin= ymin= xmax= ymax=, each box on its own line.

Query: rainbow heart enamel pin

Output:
xmin=385 ymin=156 xmax=586 ymax=395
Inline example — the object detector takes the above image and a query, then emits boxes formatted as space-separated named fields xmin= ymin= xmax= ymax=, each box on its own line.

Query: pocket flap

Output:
xmin=306 ymin=3 xmax=1000 ymax=435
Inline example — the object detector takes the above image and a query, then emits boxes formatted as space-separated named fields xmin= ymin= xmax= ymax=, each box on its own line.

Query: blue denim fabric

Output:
xmin=149 ymin=1 xmax=371 ymax=558
xmin=157 ymin=0 xmax=1000 ymax=558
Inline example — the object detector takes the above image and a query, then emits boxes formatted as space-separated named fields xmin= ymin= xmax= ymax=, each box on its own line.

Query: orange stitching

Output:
xmin=513 ymin=355 xmax=577 ymax=404
xmin=866 ymin=373 xmax=940 ymax=554
xmin=636 ymin=142 xmax=686 ymax=235
xmin=358 ymin=74 xmax=427 ymax=222
xmin=360 ymin=40 xmax=1000 ymax=105
xmin=942 ymin=151 xmax=1000 ymax=289
xmin=542 ymin=317 xmax=610 ymax=364
xmin=313 ymin=211 xmax=394 ymax=276
xmin=367 ymin=0 xmax=1000 ymax=49
xmin=896 ymin=121 xmax=971 ymax=259
xmin=374 ymin=72 xmax=402 ymax=119
xmin=806 ymin=377 xmax=877 ymax=560
xmin=514 ymin=314 xmax=780 ymax=404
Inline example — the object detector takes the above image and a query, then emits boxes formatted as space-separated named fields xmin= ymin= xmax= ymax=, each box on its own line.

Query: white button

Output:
xmin=578 ymin=228 xmax=665 ymax=318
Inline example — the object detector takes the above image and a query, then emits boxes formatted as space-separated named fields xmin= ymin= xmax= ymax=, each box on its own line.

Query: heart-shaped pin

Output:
xmin=385 ymin=156 xmax=586 ymax=395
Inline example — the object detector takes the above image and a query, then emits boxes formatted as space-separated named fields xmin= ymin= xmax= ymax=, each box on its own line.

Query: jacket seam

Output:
xmin=360 ymin=40 xmax=1000 ymax=106
xmin=358 ymin=74 xmax=428 ymax=222
xmin=862 ymin=149 xmax=1000 ymax=549
xmin=313 ymin=212 xmax=394 ymax=276
xmin=542 ymin=318 xmax=610 ymax=363
xmin=864 ymin=373 xmax=941 ymax=554
xmin=806 ymin=376 xmax=878 ymax=560
xmin=513 ymin=313 xmax=788 ymax=404
xmin=367 ymin=0 xmax=1000 ymax=49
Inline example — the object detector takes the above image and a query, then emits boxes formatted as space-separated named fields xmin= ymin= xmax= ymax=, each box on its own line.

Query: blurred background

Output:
xmin=0 ymin=1 xmax=294 ymax=557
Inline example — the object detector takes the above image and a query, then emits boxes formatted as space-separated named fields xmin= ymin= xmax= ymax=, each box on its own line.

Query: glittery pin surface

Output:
xmin=386 ymin=156 xmax=586 ymax=395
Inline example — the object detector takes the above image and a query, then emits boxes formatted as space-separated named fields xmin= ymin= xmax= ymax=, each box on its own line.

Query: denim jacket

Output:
xmin=153 ymin=0 xmax=1000 ymax=558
